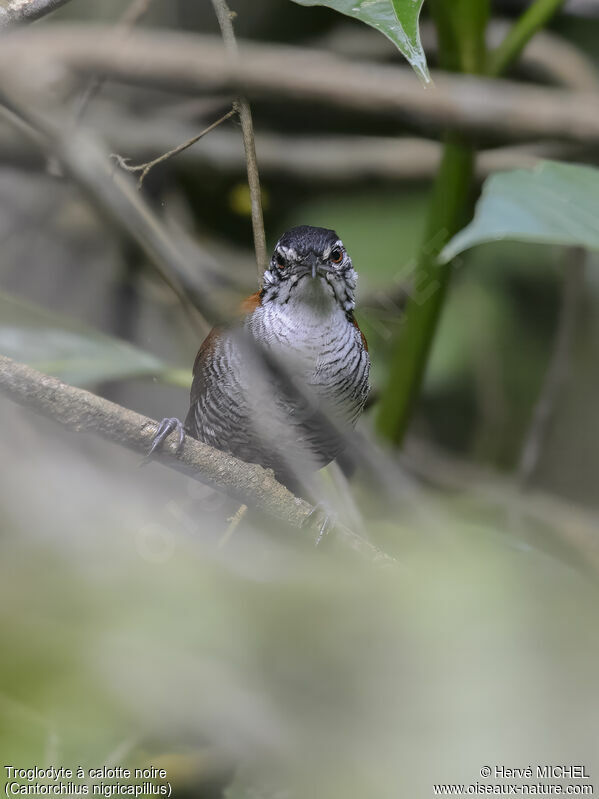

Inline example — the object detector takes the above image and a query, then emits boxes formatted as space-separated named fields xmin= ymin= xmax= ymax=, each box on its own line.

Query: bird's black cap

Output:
xmin=276 ymin=225 xmax=340 ymax=255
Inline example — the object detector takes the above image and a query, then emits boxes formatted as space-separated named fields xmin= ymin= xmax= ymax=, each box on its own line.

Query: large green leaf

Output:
xmin=441 ymin=160 xmax=599 ymax=263
xmin=291 ymin=0 xmax=430 ymax=84
xmin=0 ymin=290 xmax=178 ymax=387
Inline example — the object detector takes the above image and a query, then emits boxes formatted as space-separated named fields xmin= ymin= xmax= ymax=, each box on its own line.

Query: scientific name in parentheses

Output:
xmin=6 ymin=782 xmax=170 ymax=795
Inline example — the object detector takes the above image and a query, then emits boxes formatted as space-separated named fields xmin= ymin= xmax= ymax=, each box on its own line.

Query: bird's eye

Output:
xmin=330 ymin=248 xmax=344 ymax=264
xmin=275 ymin=252 xmax=286 ymax=269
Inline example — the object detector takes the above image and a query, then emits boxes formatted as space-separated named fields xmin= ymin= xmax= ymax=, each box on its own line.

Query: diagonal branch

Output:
xmin=0 ymin=355 xmax=391 ymax=564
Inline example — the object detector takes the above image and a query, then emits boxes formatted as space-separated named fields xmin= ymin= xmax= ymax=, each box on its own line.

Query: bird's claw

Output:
xmin=302 ymin=503 xmax=336 ymax=547
xmin=145 ymin=417 xmax=186 ymax=460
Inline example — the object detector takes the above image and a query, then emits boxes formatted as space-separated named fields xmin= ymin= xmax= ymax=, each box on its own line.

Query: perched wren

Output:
xmin=150 ymin=225 xmax=370 ymax=497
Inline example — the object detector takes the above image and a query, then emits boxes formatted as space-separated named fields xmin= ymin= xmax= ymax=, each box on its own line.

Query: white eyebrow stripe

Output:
xmin=277 ymin=246 xmax=297 ymax=260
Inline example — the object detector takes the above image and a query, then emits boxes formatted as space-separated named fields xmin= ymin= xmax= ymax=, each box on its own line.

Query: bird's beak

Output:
xmin=306 ymin=254 xmax=329 ymax=279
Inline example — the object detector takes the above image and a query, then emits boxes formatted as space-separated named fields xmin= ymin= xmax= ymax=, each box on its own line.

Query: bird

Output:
xmin=149 ymin=224 xmax=370 ymax=505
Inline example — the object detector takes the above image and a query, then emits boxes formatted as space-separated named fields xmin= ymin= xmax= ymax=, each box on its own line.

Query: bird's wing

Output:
xmin=185 ymin=291 xmax=263 ymax=430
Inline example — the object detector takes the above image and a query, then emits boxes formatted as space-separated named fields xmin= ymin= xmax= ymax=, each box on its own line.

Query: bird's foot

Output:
xmin=145 ymin=417 xmax=186 ymax=461
xmin=302 ymin=503 xmax=336 ymax=547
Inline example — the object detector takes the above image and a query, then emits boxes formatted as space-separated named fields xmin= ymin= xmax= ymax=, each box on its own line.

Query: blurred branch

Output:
xmin=210 ymin=0 xmax=267 ymax=281
xmin=3 ymin=27 xmax=599 ymax=146
xmin=0 ymin=0 xmax=73 ymax=28
xmin=517 ymin=247 xmax=586 ymax=487
xmin=2 ymin=112 xmax=582 ymax=181
xmin=111 ymin=106 xmax=236 ymax=188
xmin=0 ymin=354 xmax=391 ymax=563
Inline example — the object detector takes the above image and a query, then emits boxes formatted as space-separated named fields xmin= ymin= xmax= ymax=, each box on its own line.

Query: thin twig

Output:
xmin=517 ymin=247 xmax=586 ymax=487
xmin=0 ymin=0 xmax=73 ymax=28
xmin=210 ymin=0 xmax=268 ymax=281
xmin=0 ymin=355 xmax=393 ymax=565
xmin=111 ymin=107 xmax=236 ymax=188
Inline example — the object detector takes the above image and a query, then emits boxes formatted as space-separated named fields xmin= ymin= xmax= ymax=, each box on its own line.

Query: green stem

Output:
xmin=376 ymin=137 xmax=475 ymax=444
xmin=376 ymin=0 xmax=486 ymax=446
xmin=376 ymin=0 xmax=565 ymax=447
xmin=487 ymin=0 xmax=565 ymax=77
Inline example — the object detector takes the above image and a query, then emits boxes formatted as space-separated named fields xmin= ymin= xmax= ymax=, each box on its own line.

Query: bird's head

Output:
xmin=262 ymin=225 xmax=358 ymax=313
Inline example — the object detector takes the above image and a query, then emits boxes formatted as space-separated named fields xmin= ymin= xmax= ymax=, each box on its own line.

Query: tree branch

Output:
xmin=0 ymin=0 xmax=74 ymax=28
xmin=111 ymin=106 xmax=236 ymax=188
xmin=210 ymin=0 xmax=267 ymax=281
xmin=1 ymin=111 xmax=579 ymax=183
xmin=2 ymin=26 xmax=599 ymax=147
xmin=0 ymin=355 xmax=391 ymax=564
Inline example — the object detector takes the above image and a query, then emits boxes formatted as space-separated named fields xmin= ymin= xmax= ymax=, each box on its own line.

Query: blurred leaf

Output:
xmin=441 ymin=161 xmax=599 ymax=262
xmin=290 ymin=0 xmax=430 ymax=84
xmin=0 ymin=290 xmax=175 ymax=387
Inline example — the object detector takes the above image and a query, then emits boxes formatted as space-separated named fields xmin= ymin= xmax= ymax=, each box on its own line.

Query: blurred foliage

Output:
xmin=0 ymin=290 xmax=166 ymax=387
xmin=2 ymin=0 xmax=599 ymax=794
xmin=0 ymin=290 xmax=191 ymax=389
xmin=1 ymin=409 xmax=599 ymax=798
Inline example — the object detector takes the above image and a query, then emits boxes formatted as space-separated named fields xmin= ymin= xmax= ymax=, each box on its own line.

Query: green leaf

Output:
xmin=0 ymin=290 xmax=175 ymax=387
xmin=441 ymin=160 xmax=599 ymax=263
xmin=291 ymin=0 xmax=430 ymax=84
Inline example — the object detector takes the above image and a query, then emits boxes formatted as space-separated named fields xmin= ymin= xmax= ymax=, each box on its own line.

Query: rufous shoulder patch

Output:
xmin=351 ymin=316 xmax=368 ymax=352
xmin=239 ymin=290 xmax=262 ymax=316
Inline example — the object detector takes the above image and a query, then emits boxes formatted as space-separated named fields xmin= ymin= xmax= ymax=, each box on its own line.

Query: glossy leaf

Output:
xmin=0 ymin=290 xmax=170 ymax=387
xmin=441 ymin=160 xmax=599 ymax=263
xmin=291 ymin=0 xmax=430 ymax=84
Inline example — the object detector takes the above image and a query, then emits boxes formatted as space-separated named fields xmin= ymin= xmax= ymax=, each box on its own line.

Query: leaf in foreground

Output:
xmin=441 ymin=160 xmax=599 ymax=263
xmin=291 ymin=0 xmax=430 ymax=84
